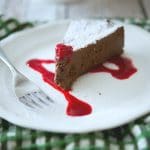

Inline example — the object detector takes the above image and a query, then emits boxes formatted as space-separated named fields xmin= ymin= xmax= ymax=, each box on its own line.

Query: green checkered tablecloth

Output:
xmin=0 ymin=16 xmax=150 ymax=150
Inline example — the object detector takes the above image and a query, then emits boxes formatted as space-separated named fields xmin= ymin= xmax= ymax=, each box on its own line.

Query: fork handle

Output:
xmin=0 ymin=46 xmax=18 ymax=74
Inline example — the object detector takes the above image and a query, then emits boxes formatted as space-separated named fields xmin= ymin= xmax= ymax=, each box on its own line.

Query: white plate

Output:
xmin=0 ymin=20 xmax=150 ymax=133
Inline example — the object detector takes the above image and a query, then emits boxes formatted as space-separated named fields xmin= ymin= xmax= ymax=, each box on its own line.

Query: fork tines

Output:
xmin=19 ymin=91 xmax=54 ymax=109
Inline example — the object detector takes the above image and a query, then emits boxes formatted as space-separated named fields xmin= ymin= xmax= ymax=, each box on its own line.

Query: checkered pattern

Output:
xmin=0 ymin=16 xmax=150 ymax=150
xmin=0 ymin=15 xmax=33 ymax=40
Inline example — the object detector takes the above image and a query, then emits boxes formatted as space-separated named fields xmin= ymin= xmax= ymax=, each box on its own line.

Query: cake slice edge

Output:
xmin=54 ymin=26 xmax=124 ymax=90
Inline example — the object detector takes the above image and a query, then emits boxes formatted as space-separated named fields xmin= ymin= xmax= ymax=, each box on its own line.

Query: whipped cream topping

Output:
xmin=63 ymin=20 xmax=122 ymax=50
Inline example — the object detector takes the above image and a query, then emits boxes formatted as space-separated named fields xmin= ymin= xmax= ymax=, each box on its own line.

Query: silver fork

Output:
xmin=0 ymin=46 xmax=54 ymax=109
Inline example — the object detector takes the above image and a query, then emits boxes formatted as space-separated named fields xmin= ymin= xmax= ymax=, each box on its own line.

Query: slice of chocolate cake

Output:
xmin=55 ymin=20 xmax=124 ymax=90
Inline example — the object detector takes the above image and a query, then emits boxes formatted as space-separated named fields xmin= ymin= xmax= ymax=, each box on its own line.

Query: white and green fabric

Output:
xmin=0 ymin=16 xmax=150 ymax=150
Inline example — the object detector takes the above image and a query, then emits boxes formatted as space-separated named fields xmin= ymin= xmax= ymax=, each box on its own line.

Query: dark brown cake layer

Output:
xmin=55 ymin=27 xmax=124 ymax=90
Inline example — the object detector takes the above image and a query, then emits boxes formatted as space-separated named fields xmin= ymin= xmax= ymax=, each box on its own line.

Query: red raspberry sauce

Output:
xmin=55 ymin=43 xmax=73 ymax=61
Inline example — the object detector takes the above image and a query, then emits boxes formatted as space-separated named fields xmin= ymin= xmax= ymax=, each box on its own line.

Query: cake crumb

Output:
xmin=106 ymin=19 xmax=114 ymax=27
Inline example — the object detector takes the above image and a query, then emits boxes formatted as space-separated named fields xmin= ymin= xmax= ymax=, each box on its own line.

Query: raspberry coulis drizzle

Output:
xmin=27 ymin=44 xmax=137 ymax=117
xmin=55 ymin=44 xmax=73 ymax=61
xmin=27 ymin=59 xmax=92 ymax=116
xmin=90 ymin=56 xmax=137 ymax=79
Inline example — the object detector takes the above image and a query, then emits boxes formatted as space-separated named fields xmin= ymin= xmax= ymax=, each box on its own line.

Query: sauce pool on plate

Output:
xmin=27 ymin=56 xmax=137 ymax=117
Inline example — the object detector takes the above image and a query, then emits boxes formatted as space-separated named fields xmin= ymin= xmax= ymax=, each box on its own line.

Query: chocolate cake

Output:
xmin=54 ymin=20 xmax=124 ymax=90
